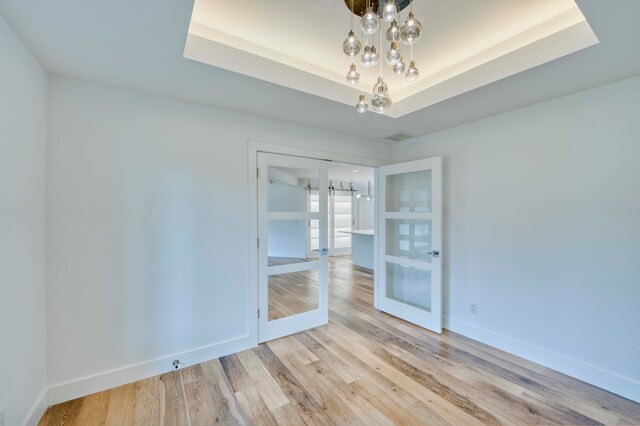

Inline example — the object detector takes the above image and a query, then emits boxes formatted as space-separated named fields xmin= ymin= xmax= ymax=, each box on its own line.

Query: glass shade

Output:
xmin=361 ymin=6 xmax=379 ymax=35
xmin=342 ymin=30 xmax=362 ymax=57
xmin=393 ymin=58 xmax=406 ymax=75
xmin=386 ymin=21 xmax=400 ymax=43
xmin=385 ymin=41 xmax=401 ymax=65
xmin=400 ymin=12 xmax=422 ymax=45
xmin=405 ymin=60 xmax=419 ymax=82
xmin=361 ymin=46 xmax=375 ymax=68
xmin=372 ymin=76 xmax=388 ymax=96
xmin=371 ymin=88 xmax=392 ymax=114
xmin=355 ymin=94 xmax=368 ymax=113
xmin=382 ymin=0 xmax=397 ymax=22
xmin=370 ymin=46 xmax=380 ymax=66
xmin=346 ymin=64 xmax=360 ymax=85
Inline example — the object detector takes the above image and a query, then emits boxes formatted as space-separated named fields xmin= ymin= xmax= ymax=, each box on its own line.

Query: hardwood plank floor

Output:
xmin=39 ymin=256 xmax=640 ymax=425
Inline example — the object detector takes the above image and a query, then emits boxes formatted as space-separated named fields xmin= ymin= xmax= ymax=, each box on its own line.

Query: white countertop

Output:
xmin=339 ymin=229 xmax=374 ymax=236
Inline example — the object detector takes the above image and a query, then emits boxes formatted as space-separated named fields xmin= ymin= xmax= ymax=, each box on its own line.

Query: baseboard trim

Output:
xmin=444 ymin=316 xmax=640 ymax=403
xmin=47 ymin=334 xmax=255 ymax=405
xmin=22 ymin=388 xmax=48 ymax=426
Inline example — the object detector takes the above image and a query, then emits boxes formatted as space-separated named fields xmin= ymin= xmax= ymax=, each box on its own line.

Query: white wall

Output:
xmin=391 ymin=75 xmax=640 ymax=402
xmin=46 ymin=76 xmax=389 ymax=402
xmin=0 ymin=14 xmax=48 ymax=426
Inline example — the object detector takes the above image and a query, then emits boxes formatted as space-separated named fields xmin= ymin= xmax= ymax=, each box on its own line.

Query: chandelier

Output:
xmin=342 ymin=0 xmax=422 ymax=114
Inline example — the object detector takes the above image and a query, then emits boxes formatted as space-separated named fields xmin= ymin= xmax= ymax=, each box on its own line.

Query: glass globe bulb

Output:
xmin=371 ymin=87 xmax=392 ymax=114
xmin=386 ymin=21 xmax=400 ymax=43
xmin=342 ymin=30 xmax=361 ymax=57
xmin=385 ymin=41 xmax=401 ymax=65
xmin=382 ymin=0 xmax=397 ymax=22
xmin=355 ymin=94 xmax=368 ymax=113
xmin=372 ymin=76 xmax=388 ymax=96
xmin=361 ymin=46 xmax=374 ymax=68
xmin=400 ymin=12 xmax=422 ymax=45
xmin=393 ymin=57 xmax=406 ymax=75
xmin=405 ymin=60 xmax=419 ymax=82
xmin=346 ymin=64 xmax=360 ymax=85
xmin=360 ymin=6 xmax=379 ymax=35
xmin=370 ymin=46 xmax=380 ymax=66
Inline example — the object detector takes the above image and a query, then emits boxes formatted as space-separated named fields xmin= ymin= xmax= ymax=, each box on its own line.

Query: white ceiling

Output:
xmin=1 ymin=0 xmax=639 ymax=140
xmin=186 ymin=0 xmax=597 ymax=117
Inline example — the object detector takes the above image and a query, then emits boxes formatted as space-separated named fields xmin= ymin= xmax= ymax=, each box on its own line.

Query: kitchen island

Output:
xmin=339 ymin=229 xmax=374 ymax=270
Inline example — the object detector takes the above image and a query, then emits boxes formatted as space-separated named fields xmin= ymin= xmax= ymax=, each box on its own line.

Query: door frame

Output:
xmin=248 ymin=140 xmax=385 ymax=345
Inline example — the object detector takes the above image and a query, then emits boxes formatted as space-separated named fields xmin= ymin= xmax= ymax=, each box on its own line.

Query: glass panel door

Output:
xmin=376 ymin=158 xmax=443 ymax=333
xmin=258 ymin=153 xmax=328 ymax=342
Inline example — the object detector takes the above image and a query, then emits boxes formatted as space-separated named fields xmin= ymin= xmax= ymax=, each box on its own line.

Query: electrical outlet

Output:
xmin=470 ymin=302 xmax=478 ymax=315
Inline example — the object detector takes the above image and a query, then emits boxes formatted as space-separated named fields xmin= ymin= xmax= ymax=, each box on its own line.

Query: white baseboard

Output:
xmin=47 ymin=334 xmax=255 ymax=405
xmin=444 ymin=316 xmax=640 ymax=403
xmin=22 ymin=388 xmax=48 ymax=426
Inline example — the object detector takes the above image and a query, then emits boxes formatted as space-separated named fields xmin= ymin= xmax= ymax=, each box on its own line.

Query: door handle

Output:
xmin=427 ymin=250 xmax=440 ymax=258
xmin=319 ymin=248 xmax=329 ymax=256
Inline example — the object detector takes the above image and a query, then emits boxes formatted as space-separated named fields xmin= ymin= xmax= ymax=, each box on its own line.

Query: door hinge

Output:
xmin=257 ymin=167 xmax=259 ymax=178
xmin=257 ymin=238 xmax=260 ymax=248
xmin=258 ymin=309 xmax=260 ymax=318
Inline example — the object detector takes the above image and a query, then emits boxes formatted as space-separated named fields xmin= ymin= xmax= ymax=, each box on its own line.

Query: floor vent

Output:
xmin=381 ymin=131 xmax=416 ymax=142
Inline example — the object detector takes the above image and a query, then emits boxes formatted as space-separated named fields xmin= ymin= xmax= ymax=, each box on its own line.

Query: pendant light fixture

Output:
xmin=355 ymin=93 xmax=368 ymax=113
xmin=361 ymin=4 xmax=380 ymax=35
xmin=346 ymin=63 xmax=360 ymax=85
xmin=405 ymin=41 xmax=419 ymax=82
xmin=381 ymin=0 xmax=397 ymax=22
xmin=342 ymin=0 xmax=423 ymax=115
xmin=385 ymin=41 xmax=401 ymax=65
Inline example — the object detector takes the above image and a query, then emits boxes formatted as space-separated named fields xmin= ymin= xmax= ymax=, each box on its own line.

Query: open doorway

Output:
xmin=258 ymin=154 xmax=376 ymax=342
xmin=306 ymin=163 xmax=376 ymax=271
xmin=254 ymin=147 xmax=442 ymax=344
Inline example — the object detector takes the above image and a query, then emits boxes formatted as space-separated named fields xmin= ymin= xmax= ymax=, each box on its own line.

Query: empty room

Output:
xmin=1 ymin=0 xmax=639 ymax=425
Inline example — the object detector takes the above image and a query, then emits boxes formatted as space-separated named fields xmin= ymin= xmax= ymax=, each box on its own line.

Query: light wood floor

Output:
xmin=40 ymin=256 xmax=640 ymax=425
xmin=268 ymin=256 xmax=319 ymax=321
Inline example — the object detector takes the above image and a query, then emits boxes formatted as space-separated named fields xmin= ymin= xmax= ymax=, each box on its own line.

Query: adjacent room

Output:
xmin=1 ymin=0 xmax=639 ymax=425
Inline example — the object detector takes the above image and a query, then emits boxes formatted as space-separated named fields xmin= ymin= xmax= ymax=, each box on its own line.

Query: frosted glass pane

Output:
xmin=386 ymin=219 xmax=431 ymax=261
xmin=268 ymin=166 xmax=318 ymax=212
xmin=386 ymin=170 xmax=431 ymax=213
xmin=269 ymin=270 xmax=319 ymax=321
xmin=386 ymin=263 xmax=431 ymax=312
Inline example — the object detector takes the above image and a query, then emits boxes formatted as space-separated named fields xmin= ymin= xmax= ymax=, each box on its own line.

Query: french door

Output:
xmin=376 ymin=157 xmax=443 ymax=333
xmin=257 ymin=153 xmax=329 ymax=342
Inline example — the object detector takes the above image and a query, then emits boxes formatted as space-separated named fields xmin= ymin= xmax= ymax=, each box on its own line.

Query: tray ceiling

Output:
xmin=185 ymin=0 xmax=597 ymax=118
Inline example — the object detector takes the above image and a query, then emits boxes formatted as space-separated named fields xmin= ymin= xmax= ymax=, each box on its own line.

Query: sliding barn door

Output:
xmin=257 ymin=153 xmax=329 ymax=342
xmin=376 ymin=157 xmax=443 ymax=333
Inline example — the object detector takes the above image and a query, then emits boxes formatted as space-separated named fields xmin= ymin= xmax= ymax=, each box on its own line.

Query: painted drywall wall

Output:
xmin=0 ymin=14 xmax=48 ymax=426
xmin=390 ymin=75 xmax=640 ymax=401
xmin=46 ymin=75 xmax=389 ymax=400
